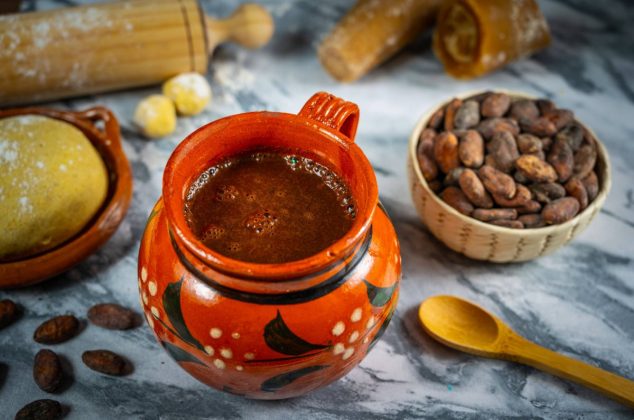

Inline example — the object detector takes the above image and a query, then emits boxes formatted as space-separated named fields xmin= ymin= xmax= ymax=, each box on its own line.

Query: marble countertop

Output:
xmin=1 ymin=0 xmax=633 ymax=418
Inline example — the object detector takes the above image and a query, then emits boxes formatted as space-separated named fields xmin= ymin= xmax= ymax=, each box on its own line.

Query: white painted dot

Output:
xmin=244 ymin=352 xmax=254 ymax=360
xmin=231 ymin=332 xmax=240 ymax=339
xmin=350 ymin=308 xmax=362 ymax=322
xmin=342 ymin=347 xmax=355 ymax=360
xmin=236 ymin=365 xmax=244 ymax=371
xmin=220 ymin=348 xmax=233 ymax=359
xmin=147 ymin=316 xmax=154 ymax=328
xmin=363 ymin=337 xmax=369 ymax=344
xmin=366 ymin=317 xmax=375 ymax=330
xmin=148 ymin=281 xmax=157 ymax=296
xmin=349 ymin=331 xmax=359 ymax=343
xmin=150 ymin=306 xmax=159 ymax=318
xmin=213 ymin=358 xmax=225 ymax=369
xmin=210 ymin=328 xmax=222 ymax=339
xmin=332 ymin=321 xmax=345 ymax=336
xmin=141 ymin=267 xmax=147 ymax=282
xmin=333 ymin=343 xmax=345 ymax=355
xmin=204 ymin=346 xmax=214 ymax=356
xmin=142 ymin=292 xmax=148 ymax=305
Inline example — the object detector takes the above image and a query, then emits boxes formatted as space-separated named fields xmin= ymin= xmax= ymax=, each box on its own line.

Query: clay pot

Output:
xmin=138 ymin=92 xmax=401 ymax=399
xmin=0 ymin=107 xmax=132 ymax=288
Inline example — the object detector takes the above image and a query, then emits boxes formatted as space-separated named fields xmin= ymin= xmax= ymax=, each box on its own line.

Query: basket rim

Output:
xmin=408 ymin=89 xmax=612 ymax=236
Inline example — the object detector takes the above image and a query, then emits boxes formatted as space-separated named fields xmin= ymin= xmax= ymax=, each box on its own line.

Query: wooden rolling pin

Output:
xmin=319 ymin=0 xmax=443 ymax=83
xmin=0 ymin=0 xmax=274 ymax=105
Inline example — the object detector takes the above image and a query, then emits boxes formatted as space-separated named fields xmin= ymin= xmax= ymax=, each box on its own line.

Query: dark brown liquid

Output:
xmin=184 ymin=151 xmax=355 ymax=264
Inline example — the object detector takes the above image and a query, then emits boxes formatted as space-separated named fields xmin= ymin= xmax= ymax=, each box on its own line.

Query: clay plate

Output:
xmin=0 ymin=107 xmax=133 ymax=288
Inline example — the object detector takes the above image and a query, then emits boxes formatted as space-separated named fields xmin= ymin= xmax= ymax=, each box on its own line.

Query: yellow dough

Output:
xmin=133 ymin=94 xmax=177 ymax=138
xmin=162 ymin=72 xmax=212 ymax=116
xmin=0 ymin=115 xmax=108 ymax=260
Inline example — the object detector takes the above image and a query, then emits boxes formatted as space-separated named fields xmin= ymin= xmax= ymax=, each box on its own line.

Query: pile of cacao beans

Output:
xmin=416 ymin=92 xmax=601 ymax=228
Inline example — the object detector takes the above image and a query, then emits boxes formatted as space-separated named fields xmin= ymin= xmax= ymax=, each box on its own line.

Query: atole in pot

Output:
xmin=138 ymin=92 xmax=401 ymax=399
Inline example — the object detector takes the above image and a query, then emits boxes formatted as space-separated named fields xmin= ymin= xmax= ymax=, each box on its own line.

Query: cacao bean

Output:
xmin=573 ymin=143 xmax=597 ymax=179
xmin=34 ymin=315 xmax=79 ymax=344
xmin=517 ymin=200 xmax=542 ymax=215
xmin=516 ymin=155 xmax=558 ymax=183
xmin=476 ymin=118 xmax=519 ymax=139
xmin=581 ymin=171 xmax=599 ymax=201
xmin=434 ymin=132 xmax=460 ymax=174
xmin=417 ymin=153 xmax=438 ymax=182
xmin=540 ymin=136 xmax=553 ymax=151
xmin=0 ymin=299 xmax=18 ymax=329
xmin=481 ymin=93 xmax=511 ymax=118
xmin=440 ymin=187 xmax=474 ymax=216
xmin=517 ymin=134 xmax=543 ymax=156
xmin=33 ymin=349 xmax=63 ymax=393
xmin=15 ymin=399 xmax=62 ymax=420
xmin=565 ymin=178 xmax=589 ymax=210
xmin=487 ymin=131 xmax=519 ymax=173
xmin=509 ymin=99 xmax=539 ymax=121
xmin=519 ymin=214 xmax=546 ymax=228
xmin=492 ymin=184 xmax=531 ymax=208
xmin=520 ymin=117 xmax=557 ymax=137
xmin=418 ymin=128 xmax=437 ymax=154
xmin=458 ymin=130 xmax=484 ymax=168
xmin=82 ymin=350 xmax=128 ymax=376
xmin=547 ymin=138 xmax=574 ymax=182
xmin=544 ymin=109 xmax=574 ymax=130
xmin=472 ymin=208 xmax=517 ymax=222
xmin=536 ymin=99 xmax=556 ymax=115
xmin=529 ymin=183 xmax=566 ymax=203
xmin=478 ymin=165 xmax=516 ymax=199
xmin=427 ymin=107 xmax=444 ymax=130
xmin=514 ymin=170 xmax=529 ymax=184
xmin=428 ymin=180 xmax=442 ymax=193
xmin=454 ymin=100 xmax=480 ymax=129
xmin=459 ymin=169 xmax=493 ymax=208
xmin=444 ymin=98 xmax=463 ymax=131
xmin=542 ymin=197 xmax=580 ymax=224
xmin=88 ymin=303 xmax=136 ymax=330
xmin=490 ymin=219 xmax=524 ymax=229
xmin=555 ymin=123 xmax=584 ymax=151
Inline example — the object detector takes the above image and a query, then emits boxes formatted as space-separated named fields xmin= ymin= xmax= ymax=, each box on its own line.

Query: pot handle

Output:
xmin=298 ymin=91 xmax=359 ymax=142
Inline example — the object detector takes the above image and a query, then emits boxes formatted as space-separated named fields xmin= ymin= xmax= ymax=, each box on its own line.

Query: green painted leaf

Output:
xmin=364 ymin=279 xmax=397 ymax=307
xmin=263 ymin=311 xmax=329 ymax=356
xmin=261 ymin=365 xmax=328 ymax=392
xmin=369 ymin=305 xmax=395 ymax=350
xmin=162 ymin=341 xmax=205 ymax=366
xmin=162 ymin=277 xmax=204 ymax=351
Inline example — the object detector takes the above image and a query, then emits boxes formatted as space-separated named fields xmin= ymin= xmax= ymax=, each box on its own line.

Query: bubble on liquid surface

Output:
xmin=215 ymin=185 xmax=239 ymax=201
xmin=245 ymin=210 xmax=278 ymax=234
xmin=228 ymin=242 xmax=241 ymax=252
xmin=201 ymin=224 xmax=225 ymax=241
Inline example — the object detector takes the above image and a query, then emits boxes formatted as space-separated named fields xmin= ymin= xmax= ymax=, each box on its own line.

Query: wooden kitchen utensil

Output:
xmin=0 ymin=0 xmax=274 ymax=105
xmin=419 ymin=295 xmax=634 ymax=408
xmin=319 ymin=0 xmax=443 ymax=83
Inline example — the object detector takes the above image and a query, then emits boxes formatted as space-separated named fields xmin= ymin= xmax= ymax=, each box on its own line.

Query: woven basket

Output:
xmin=407 ymin=90 xmax=611 ymax=263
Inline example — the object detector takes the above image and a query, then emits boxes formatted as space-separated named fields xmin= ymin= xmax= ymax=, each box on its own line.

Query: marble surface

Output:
xmin=1 ymin=0 xmax=634 ymax=418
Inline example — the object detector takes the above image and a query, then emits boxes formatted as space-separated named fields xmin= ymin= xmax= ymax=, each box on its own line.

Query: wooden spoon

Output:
xmin=418 ymin=295 xmax=634 ymax=407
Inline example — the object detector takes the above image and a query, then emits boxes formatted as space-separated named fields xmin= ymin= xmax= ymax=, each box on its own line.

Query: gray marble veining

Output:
xmin=1 ymin=0 xmax=633 ymax=418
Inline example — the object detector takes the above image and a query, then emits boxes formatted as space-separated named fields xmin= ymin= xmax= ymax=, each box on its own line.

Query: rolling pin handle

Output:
xmin=205 ymin=3 xmax=274 ymax=53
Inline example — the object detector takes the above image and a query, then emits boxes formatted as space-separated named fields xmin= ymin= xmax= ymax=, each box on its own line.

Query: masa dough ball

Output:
xmin=0 ymin=115 xmax=108 ymax=260
xmin=162 ymin=72 xmax=212 ymax=116
xmin=134 ymin=94 xmax=177 ymax=138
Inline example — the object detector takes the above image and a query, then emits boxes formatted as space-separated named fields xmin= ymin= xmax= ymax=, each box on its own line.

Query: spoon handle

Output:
xmin=506 ymin=335 xmax=634 ymax=407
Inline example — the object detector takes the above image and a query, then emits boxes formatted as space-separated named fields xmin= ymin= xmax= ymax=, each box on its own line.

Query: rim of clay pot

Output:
xmin=0 ymin=107 xmax=133 ymax=288
xmin=163 ymin=109 xmax=378 ymax=281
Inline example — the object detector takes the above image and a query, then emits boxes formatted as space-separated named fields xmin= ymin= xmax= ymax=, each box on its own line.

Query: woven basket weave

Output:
xmin=407 ymin=91 xmax=611 ymax=263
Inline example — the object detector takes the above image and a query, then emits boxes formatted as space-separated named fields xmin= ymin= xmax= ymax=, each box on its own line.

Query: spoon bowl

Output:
xmin=419 ymin=295 xmax=634 ymax=408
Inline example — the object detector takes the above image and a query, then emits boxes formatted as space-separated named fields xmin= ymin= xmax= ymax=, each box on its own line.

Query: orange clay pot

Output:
xmin=138 ymin=92 xmax=401 ymax=399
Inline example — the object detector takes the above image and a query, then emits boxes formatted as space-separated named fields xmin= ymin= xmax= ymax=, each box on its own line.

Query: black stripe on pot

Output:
xmin=169 ymin=228 xmax=373 ymax=305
